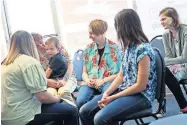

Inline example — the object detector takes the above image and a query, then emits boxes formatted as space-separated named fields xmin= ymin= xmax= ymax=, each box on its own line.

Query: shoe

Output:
xmin=181 ymin=106 xmax=187 ymax=113
xmin=156 ymin=112 xmax=166 ymax=118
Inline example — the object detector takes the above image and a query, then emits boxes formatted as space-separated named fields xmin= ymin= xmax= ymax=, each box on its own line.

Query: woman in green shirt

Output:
xmin=1 ymin=30 xmax=79 ymax=125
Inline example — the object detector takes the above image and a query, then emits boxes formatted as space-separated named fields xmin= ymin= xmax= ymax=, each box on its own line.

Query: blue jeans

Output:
xmin=26 ymin=103 xmax=79 ymax=125
xmin=79 ymin=91 xmax=151 ymax=125
xmin=76 ymin=82 xmax=111 ymax=109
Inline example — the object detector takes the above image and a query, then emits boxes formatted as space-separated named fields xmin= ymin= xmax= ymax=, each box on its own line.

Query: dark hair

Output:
xmin=45 ymin=37 xmax=61 ymax=49
xmin=114 ymin=9 xmax=149 ymax=50
xmin=89 ymin=19 xmax=108 ymax=35
xmin=159 ymin=7 xmax=180 ymax=28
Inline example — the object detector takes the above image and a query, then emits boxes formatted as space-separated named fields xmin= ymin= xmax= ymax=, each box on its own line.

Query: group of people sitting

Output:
xmin=1 ymin=7 xmax=187 ymax=125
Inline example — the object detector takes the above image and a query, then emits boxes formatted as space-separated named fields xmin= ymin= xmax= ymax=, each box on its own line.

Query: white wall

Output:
xmin=136 ymin=0 xmax=187 ymax=40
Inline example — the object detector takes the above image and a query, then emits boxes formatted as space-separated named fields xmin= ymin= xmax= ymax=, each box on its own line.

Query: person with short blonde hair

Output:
xmin=76 ymin=19 xmax=121 ymax=110
xmin=1 ymin=31 xmax=79 ymax=125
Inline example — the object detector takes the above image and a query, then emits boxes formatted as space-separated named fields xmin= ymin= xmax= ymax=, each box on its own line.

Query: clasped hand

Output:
xmin=98 ymin=93 xmax=113 ymax=109
xmin=86 ymin=78 xmax=104 ymax=88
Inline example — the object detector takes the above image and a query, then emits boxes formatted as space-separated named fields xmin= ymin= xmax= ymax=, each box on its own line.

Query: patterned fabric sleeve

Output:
xmin=109 ymin=45 xmax=121 ymax=75
xmin=137 ymin=44 xmax=154 ymax=64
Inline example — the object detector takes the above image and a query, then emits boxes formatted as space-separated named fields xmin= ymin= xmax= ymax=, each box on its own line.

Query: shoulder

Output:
xmin=84 ymin=42 xmax=96 ymax=53
xmin=16 ymin=55 xmax=42 ymax=71
xmin=137 ymin=43 xmax=154 ymax=55
xmin=108 ymin=39 xmax=116 ymax=45
xmin=136 ymin=43 xmax=155 ymax=62
xmin=19 ymin=55 xmax=40 ymax=65
xmin=51 ymin=53 xmax=65 ymax=62
xmin=181 ymin=24 xmax=187 ymax=34
xmin=107 ymin=39 xmax=119 ymax=51
xmin=163 ymin=30 xmax=170 ymax=38
xmin=86 ymin=42 xmax=96 ymax=49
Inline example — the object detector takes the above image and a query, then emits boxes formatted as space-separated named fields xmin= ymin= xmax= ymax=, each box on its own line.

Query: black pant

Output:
xmin=26 ymin=103 xmax=79 ymax=125
xmin=165 ymin=67 xmax=187 ymax=109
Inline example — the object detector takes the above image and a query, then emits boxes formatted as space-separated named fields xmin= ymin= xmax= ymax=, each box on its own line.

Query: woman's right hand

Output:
xmin=86 ymin=78 xmax=95 ymax=88
xmin=47 ymin=79 xmax=58 ymax=88
xmin=98 ymin=92 xmax=109 ymax=108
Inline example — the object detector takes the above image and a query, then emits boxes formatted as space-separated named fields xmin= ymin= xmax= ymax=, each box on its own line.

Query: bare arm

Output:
xmin=63 ymin=63 xmax=73 ymax=81
xmin=104 ymin=68 xmax=123 ymax=95
xmin=46 ymin=68 xmax=52 ymax=78
xmin=110 ymin=55 xmax=150 ymax=99
xmin=103 ymin=74 xmax=118 ymax=83
xmin=82 ymin=65 xmax=90 ymax=83
xmin=35 ymin=90 xmax=60 ymax=104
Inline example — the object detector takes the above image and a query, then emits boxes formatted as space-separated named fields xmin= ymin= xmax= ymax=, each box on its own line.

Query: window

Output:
xmin=59 ymin=0 xmax=129 ymax=57
xmin=6 ymin=0 xmax=55 ymax=36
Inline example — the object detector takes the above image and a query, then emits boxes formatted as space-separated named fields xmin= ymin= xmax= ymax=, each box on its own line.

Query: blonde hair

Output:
xmin=2 ymin=30 xmax=39 ymax=65
xmin=31 ymin=33 xmax=43 ymax=43
xmin=89 ymin=19 xmax=108 ymax=35
xmin=45 ymin=37 xmax=61 ymax=49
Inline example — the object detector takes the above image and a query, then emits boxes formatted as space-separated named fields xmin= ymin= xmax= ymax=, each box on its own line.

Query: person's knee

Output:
xmin=58 ymin=87 xmax=66 ymax=96
xmin=47 ymin=88 xmax=57 ymax=96
xmin=76 ymin=86 xmax=91 ymax=109
xmin=79 ymin=104 xmax=91 ymax=120
xmin=76 ymin=96 xmax=87 ymax=109
xmin=94 ymin=112 xmax=107 ymax=125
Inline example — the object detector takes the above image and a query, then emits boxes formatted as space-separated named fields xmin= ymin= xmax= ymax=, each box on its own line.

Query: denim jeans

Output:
xmin=76 ymin=82 xmax=111 ymax=109
xmin=26 ymin=103 xmax=79 ymax=125
xmin=79 ymin=91 xmax=151 ymax=125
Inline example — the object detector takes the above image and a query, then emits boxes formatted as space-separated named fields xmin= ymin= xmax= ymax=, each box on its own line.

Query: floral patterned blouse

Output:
xmin=119 ymin=42 xmax=157 ymax=103
xmin=83 ymin=39 xmax=121 ymax=84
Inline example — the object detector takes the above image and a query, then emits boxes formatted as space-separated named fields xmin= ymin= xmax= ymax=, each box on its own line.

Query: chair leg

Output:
xmin=120 ymin=121 xmax=125 ymax=125
xmin=182 ymin=84 xmax=187 ymax=94
xmin=135 ymin=119 xmax=140 ymax=125
xmin=139 ymin=118 xmax=144 ymax=124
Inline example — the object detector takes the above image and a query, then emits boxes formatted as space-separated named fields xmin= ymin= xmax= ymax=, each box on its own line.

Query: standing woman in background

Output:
xmin=1 ymin=30 xmax=79 ymax=125
xmin=160 ymin=7 xmax=187 ymax=113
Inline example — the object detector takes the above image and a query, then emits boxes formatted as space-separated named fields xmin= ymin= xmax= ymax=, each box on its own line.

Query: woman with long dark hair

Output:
xmin=79 ymin=9 xmax=157 ymax=125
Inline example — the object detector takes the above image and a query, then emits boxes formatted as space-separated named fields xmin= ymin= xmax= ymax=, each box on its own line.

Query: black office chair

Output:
xmin=150 ymin=35 xmax=187 ymax=95
xmin=119 ymin=48 xmax=166 ymax=125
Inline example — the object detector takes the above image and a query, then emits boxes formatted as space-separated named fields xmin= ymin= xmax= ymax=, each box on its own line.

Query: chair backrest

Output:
xmin=73 ymin=49 xmax=84 ymax=81
xmin=150 ymin=35 xmax=165 ymax=58
xmin=153 ymin=48 xmax=165 ymax=101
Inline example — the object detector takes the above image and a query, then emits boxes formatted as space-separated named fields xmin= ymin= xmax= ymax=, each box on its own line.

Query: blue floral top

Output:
xmin=119 ymin=42 xmax=157 ymax=103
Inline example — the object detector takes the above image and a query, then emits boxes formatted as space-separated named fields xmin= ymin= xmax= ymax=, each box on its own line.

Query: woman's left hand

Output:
xmin=94 ymin=79 xmax=105 ymax=89
xmin=57 ymin=78 xmax=67 ymax=88
xmin=98 ymin=96 xmax=114 ymax=109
